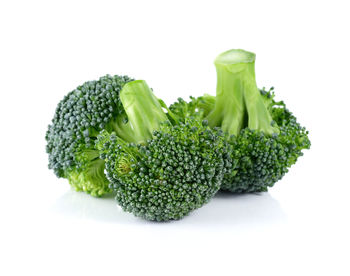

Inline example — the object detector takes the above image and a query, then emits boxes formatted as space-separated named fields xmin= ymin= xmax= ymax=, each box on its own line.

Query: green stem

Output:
xmin=120 ymin=80 xmax=168 ymax=144
xmin=206 ymin=49 xmax=279 ymax=136
xmin=110 ymin=115 xmax=136 ymax=143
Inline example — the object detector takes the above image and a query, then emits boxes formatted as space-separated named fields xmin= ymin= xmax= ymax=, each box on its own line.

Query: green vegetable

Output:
xmin=97 ymin=80 xmax=229 ymax=221
xmin=45 ymin=75 xmax=134 ymax=196
xmin=45 ymin=49 xmax=311 ymax=221
xmin=207 ymin=49 xmax=279 ymax=136
xmin=170 ymin=49 xmax=310 ymax=192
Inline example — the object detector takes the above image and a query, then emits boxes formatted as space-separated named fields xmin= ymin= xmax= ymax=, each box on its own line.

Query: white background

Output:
xmin=1 ymin=0 xmax=349 ymax=275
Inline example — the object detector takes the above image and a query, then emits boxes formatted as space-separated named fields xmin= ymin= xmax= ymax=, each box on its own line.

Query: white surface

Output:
xmin=1 ymin=0 xmax=349 ymax=275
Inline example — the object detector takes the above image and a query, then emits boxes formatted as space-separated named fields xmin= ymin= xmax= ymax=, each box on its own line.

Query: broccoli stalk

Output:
xmin=119 ymin=80 xmax=168 ymax=144
xmin=206 ymin=49 xmax=279 ymax=136
xmin=106 ymin=115 xmax=136 ymax=145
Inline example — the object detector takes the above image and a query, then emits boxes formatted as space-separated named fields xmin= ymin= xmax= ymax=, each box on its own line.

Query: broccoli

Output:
xmin=170 ymin=49 xmax=310 ymax=193
xmin=97 ymin=80 xmax=229 ymax=221
xmin=45 ymin=75 xmax=134 ymax=197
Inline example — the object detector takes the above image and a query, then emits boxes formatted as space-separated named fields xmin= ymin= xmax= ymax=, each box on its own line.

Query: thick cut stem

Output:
xmin=206 ymin=49 xmax=279 ymax=136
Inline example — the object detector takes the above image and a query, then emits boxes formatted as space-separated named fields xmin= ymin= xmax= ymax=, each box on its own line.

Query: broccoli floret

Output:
xmin=169 ymin=95 xmax=215 ymax=121
xmin=224 ymin=88 xmax=310 ymax=192
xmin=170 ymin=49 xmax=310 ymax=193
xmin=97 ymin=80 xmax=229 ymax=221
xmin=170 ymin=94 xmax=216 ymax=121
xmin=45 ymin=75 xmax=134 ymax=196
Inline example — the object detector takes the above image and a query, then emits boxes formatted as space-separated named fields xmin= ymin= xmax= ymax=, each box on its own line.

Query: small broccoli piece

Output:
xmin=170 ymin=94 xmax=216 ymax=122
xmin=221 ymin=87 xmax=310 ymax=192
xmin=170 ymin=49 xmax=310 ymax=193
xmin=45 ymin=75 xmax=134 ymax=196
xmin=97 ymin=80 xmax=229 ymax=221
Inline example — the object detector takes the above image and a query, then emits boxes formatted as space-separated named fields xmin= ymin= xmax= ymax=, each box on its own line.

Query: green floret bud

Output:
xmin=99 ymin=120 xmax=228 ymax=221
xmin=97 ymin=80 xmax=230 ymax=221
xmin=169 ymin=94 xmax=216 ymax=122
xmin=46 ymin=74 xmax=134 ymax=196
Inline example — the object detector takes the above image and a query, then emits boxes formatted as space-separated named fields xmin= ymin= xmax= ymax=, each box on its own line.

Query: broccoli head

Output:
xmin=170 ymin=49 xmax=310 ymax=193
xmin=224 ymin=87 xmax=311 ymax=192
xmin=97 ymin=80 xmax=229 ymax=221
xmin=45 ymin=75 xmax=134 ymax=196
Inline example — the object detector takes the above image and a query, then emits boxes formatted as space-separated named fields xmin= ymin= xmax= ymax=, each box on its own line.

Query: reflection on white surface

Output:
xmin=51 ymin=189 xmax=286 ymax=227
xmin=186 ymin=191 xmax=287 ymax=227
xmin=51 ymin=190 xmax=139 ymax=224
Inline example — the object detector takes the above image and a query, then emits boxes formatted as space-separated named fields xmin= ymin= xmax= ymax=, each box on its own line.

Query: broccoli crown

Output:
xmin=45 ymin=74 xmax=133 ymax=196
xmin=169 ymin=49 xmax=311 ymax=193
xmin=97 ymin=80 xmax=231 ymax=221
xmin=222 ymin=88 xmax=310 ymax=192
xmin=98 ymin=120 xmax=228 ymax=221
